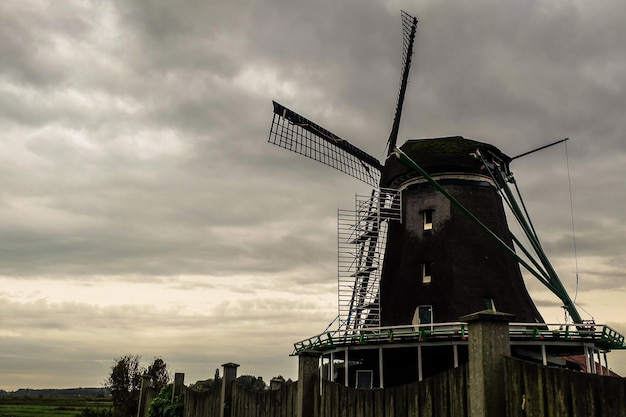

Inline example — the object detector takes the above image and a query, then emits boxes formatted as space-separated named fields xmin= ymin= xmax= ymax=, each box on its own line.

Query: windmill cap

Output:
xmin=381 ymin=136 xmax=510 ymax=188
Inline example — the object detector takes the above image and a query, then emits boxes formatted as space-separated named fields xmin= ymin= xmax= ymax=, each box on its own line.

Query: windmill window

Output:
xmin=423 ymin=210 xmax=433 ymax=231
xmin=422 ymin=262 xmax=432 ymax=284
xmin=356 ymin=370 xmax=373 ymax=389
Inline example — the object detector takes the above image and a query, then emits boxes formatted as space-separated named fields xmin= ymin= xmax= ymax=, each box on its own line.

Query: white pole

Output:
xmin=378 ymin=347 xmax=384 ymax=389
xmin=418 ymin=345 xmax=423 ymax=382
xmin=453 ymin=345 xmax=459 ymax=368
xmin=319 ymin=355 xmax=323 ymax=395
xmin=590 ymin=348 xmax=597 ymax=374
xmin=344 ymin=349 xmax=349 ymax=387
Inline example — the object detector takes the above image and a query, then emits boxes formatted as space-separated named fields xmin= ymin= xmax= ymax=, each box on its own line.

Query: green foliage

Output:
xmin=146 ymin=357 xmax=170 ymax=392
xmin=147 ymin=384 xmax=183 ymax=417
xmin=79 ymin=407 xmax=113 ymax=417
xmin=104 ymin=355 xmax=171 ymax=417
xmin=235 ymin=375 xmax=266 ymax=391
xmin=105 ymin=354 xmax=143 ymax=417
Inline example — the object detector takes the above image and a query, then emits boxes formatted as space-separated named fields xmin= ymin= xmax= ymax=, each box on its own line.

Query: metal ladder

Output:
xmin=337 ymin=188 xmax=401 ymax=334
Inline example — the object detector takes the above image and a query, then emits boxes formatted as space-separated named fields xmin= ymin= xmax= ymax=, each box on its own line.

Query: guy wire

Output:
xmin=565 ymin=141 xmax=580 ymax=303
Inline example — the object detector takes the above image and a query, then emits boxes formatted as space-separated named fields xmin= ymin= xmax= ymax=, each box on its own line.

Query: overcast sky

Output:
xmin=1 ymin=0 xmax=626 ymax=391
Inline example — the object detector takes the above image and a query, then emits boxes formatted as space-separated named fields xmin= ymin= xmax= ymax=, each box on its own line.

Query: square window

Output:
xmin=423 ymin=210 xmax=433 ymax=231
xmin=356 ymin=370 xmax=373 ymax=389
xmin=422 ymin=262 xmax=432 ymax=284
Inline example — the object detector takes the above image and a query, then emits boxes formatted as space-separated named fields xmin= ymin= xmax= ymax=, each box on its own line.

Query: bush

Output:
xmin=79 ymin=407 xmax=113 ymax=417
xmin=148 ymin=384 xmax=183 ymax=417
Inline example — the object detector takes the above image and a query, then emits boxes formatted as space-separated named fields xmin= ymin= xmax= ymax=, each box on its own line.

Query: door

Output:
xmin=412 ymin=305 xmax=433 ymax=331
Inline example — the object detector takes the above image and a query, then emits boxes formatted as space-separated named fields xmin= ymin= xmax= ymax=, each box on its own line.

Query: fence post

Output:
xmin=297 ymin=351 xmax=321 ymax=417
xmin=460 ymin=310 xmax=514 ymax=417
xmin=172 ymin=373 xmax=185 ymax=402
xmin=271 ymin=376 xmax=285 ymax=391
xmin=137 ymin=374 xmax=152 ymax=417
xmin=219 ymin=362 xmax=240 ymax=417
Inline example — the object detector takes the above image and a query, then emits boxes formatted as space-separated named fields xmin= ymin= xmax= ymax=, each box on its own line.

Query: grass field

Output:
xmin=0 ymin=396 xmax=112 ymax=417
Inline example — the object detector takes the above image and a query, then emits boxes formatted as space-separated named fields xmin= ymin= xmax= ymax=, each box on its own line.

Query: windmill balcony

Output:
xmin=293 ymin=321 xmax=626 ymax=380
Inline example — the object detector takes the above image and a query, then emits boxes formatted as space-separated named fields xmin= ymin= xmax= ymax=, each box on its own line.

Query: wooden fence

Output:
xmin=313 ymin=364 xmax=467 ymax=417
xmin=183 ymin=380 xmax=222 ymax=417
xmin=230 ymin=380 xmax=298 ymax=417
xmin=504 ymin=357 xmax=626 ymax=417
xmin=176 ymin=357 xmax=626 ymax=417
xmin=182 ymin=365 xmax=467 ymax=417
xmin=137 ymin=386 xmax=158 ymax=417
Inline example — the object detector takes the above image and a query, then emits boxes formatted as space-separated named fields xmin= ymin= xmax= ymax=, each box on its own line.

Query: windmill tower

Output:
xmin=379 ymin=137 xmax=544 ymax=327
xmin=267 ymin=11 xmax=625 ymax=387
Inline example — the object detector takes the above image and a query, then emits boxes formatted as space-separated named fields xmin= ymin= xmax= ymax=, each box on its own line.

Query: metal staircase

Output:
xmin=337 ymin=188 xmax=401 ymax=333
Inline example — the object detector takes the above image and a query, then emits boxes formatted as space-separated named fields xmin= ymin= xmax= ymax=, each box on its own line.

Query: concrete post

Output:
xmin=172 ymin=373 xmax=184 ymax=402
xmin=219 ymin=362 xmax=239 ymax=417
xmin=270 ymin=376 xmax=285 ymax=391
xmin=460 ymin=310 xmax=514 ymax=417
xmin=296 ymin=352 xmax=321 ymax=417
xmin=136 ymin=374 xmax=152 ymax=417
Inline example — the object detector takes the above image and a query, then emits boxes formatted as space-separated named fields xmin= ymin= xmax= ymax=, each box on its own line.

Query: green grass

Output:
xmin=0 ymin=404 xmax=82 ymax=416
xmin=0 ymin=396 xmax=112 ymax=417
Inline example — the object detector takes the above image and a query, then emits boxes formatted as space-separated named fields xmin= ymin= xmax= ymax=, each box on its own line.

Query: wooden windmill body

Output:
xmin=379 ymin=137 xmax=543 ymax=327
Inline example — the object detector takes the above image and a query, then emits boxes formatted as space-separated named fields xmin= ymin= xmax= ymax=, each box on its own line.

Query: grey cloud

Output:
xmin=0 ymin=294 xmax=332 ymax=389
xmin=2 ymin=0 xmax=626 ymax=388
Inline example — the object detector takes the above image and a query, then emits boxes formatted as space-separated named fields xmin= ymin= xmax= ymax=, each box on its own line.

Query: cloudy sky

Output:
xmin=1 ymin=0 xmax=626 ymax=390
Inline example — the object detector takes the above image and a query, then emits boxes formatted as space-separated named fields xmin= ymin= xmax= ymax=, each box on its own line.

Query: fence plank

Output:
xmin=287 ymin=382 xmax=296 ymax=417
xmin=418 ymin=378 xmax=433 ymax=417
xmin=384 ymin=386 xmax=395 ymax=417
xmin=396 ymin=384 xmax=407 ymax=417
xmin=521 ymin=360 xmax=546 ymax=417
xmin=356 ymin=389 xmax=366 ymax=417
xmin=373 ymin=389 xmax=385 ymax=417
xmin=544 ymin=367 xmax=570 ymax=417
xmin=449 ymin=365 xmax=467 ymax=417
xmin=571 ymin=370 xmax=597 ymax=417
xmin=503 ymin=358 xmax=522 ymax=417
xmin=597 ymin=375 xmax=626 ymax=416
xmin=406 ymin=381 xmax=419 ymax=417
xmin=433 ymin=371 xmax=449 ymax=417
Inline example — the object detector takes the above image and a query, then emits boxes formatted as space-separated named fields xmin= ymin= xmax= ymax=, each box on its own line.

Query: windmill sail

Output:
xmin=269 ymin=101 xmax=383 ymax=187
xmin=386 ymin=11 xmax=418 ymax=156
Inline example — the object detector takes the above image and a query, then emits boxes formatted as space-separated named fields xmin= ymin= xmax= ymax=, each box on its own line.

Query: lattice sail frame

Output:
xmin=337 ymin=188 xmax=401 ymax=333
xmin=269 ymin=101 xmax=383 ymax=187
xmin=387 ymin=10 xmax=418 ymax=155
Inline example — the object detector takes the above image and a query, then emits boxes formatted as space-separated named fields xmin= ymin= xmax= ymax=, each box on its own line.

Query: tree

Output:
xmin=105 ymin=354 xmax=143 ymax=417
xmin=190 ymin=368 xmax=221 ymax=392
xmin=235 ymin=375 xmax=266 ymax=391
xmin=146 ymin=357 xmax=170 ymax=392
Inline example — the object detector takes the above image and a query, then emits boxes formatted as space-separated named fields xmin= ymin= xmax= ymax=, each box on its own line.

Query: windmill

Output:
xmin=267 ymin=11 xmax=625 ymax=385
